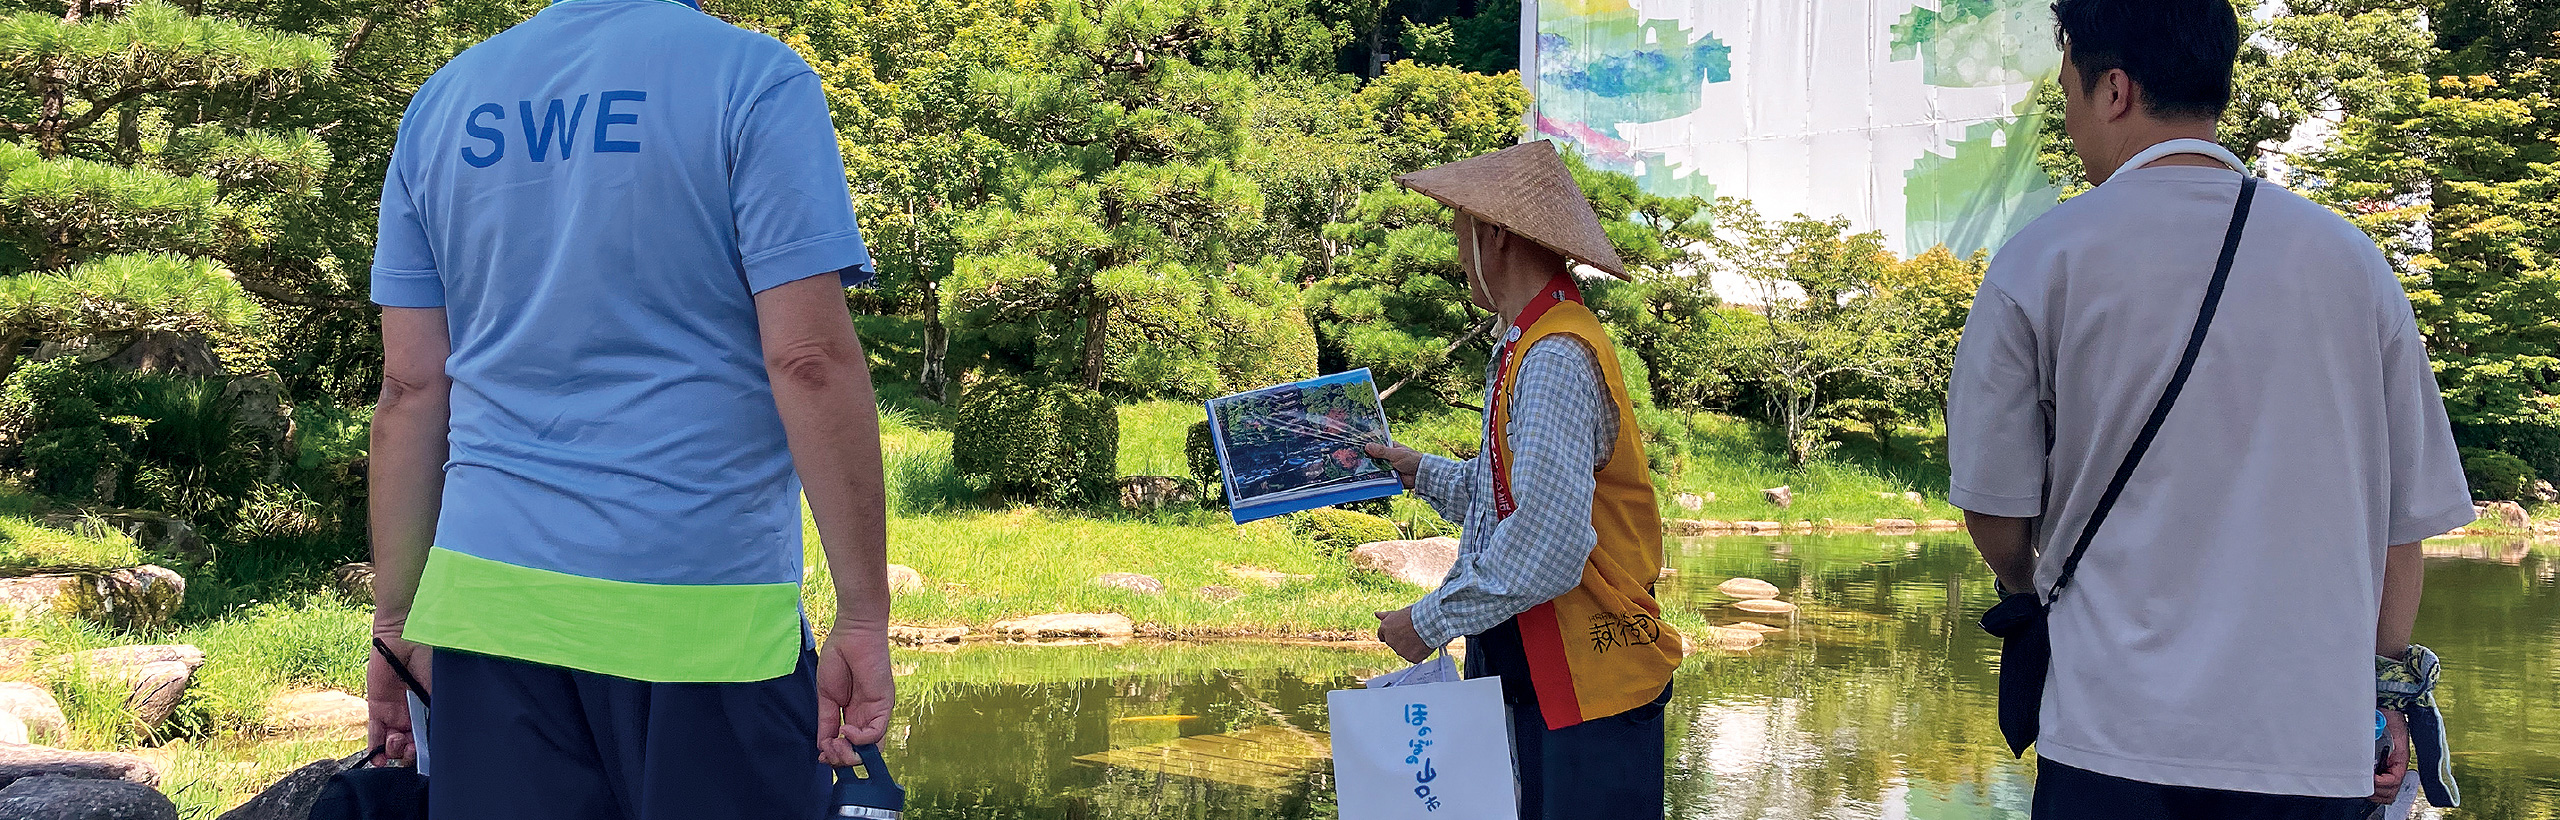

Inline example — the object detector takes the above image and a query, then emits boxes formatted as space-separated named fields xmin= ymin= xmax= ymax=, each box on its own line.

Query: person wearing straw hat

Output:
xmin=1364 ymin=140 xmax=1683 ymax=820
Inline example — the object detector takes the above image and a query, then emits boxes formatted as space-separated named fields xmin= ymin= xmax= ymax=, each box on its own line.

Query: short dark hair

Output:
xmin=2052 ymin=0 xmax=2242 ymax=121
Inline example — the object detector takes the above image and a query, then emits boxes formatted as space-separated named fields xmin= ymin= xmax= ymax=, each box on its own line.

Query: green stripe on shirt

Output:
xmin=402 ymin=547 xmax=802 ymax=683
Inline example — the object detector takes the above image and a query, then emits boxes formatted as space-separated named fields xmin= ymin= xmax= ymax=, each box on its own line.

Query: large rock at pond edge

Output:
xmin=0 ymin=744 xmax=159 ymax=789
xmin=0 ymin=774 xmax=177 ymax=820
xmin=215 ymin=751 xmax=366 ymax=820
xmin=44 ymin=646 xmax=204 ymax=733
xmin=990 ymin=613 xmax=1135 ymax=640
xmin=48 ymin=646 xmax=206 ymax=678
xmin=0 ymin=685 xmax=65 ymax=741
xmin=886 ymin=564 xmax=925 ymax=595
xmin=1350 ymin=537 xmax=1461 ymax=590
xmin=0 ymin=714 xmax=21 ymax=746
xmin=262 ymin=690 xmax=366 ymax=735
xmin=887 ymin=626 xmax=968 ymax=646
xmin=1094 ymin=573 xmax=1165 ymax=595
xmin=0 ymin=567 xmax=186 ymax=633
xmin=1117 ymin=476 xmax=1201 ymax=512
xmin=1874 ymin=519 xmax=1919 ymax=534
xmin=2477 ymin=500 xmax=2531 ymax=530
xmin=1761 ymin=486 xmax=1793 ymax=509
xmin=34 ymin=512 xmax=206 ymax=565
xmin=1733 ymin=599 xmax=1798 ymax=619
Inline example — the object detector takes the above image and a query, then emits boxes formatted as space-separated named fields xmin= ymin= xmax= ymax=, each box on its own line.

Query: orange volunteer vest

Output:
xmin=1484 ymin=272 xmax=1683 ymax=730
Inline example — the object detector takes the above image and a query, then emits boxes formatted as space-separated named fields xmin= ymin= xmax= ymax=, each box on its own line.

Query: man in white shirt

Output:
xmin=1947 ymin=1 xmax=2474 ymax=818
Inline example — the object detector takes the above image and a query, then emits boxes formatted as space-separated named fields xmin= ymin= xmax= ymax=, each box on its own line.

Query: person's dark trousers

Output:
xmin=1468 ymin=617 xmax=1672 ymax=820
xmin=2034 ymin=758 xmax=2380 ymax=820
xmin=427 ymin=647 xmax=832 ymax=820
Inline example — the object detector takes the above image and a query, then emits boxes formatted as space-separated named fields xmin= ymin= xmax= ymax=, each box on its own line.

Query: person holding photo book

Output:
xmin=1363 ymin=141 xmax=1682 ymax=820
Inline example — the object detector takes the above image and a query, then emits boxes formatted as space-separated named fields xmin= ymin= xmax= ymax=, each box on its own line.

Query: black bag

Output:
xmin=313 ymin=638 xmax=432 ymax=819
xmin=1980 ymin=174 xmax=2259 ymax=758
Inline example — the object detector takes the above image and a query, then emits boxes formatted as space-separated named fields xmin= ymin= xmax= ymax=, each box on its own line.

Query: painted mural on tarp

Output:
xmin=1533 ymin=0 xmax=2063 ymax=255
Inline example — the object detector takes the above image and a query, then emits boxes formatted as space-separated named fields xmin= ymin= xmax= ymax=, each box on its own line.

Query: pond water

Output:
xmin=877 ymin=535 xmax=2560 ymax=819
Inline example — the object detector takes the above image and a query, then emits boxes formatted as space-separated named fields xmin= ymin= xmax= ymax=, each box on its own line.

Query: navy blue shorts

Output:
xmin=427 ymin=647 xmax=831 ymax=820
xmin=2034 ymin=759 xmax=2381 ymax=820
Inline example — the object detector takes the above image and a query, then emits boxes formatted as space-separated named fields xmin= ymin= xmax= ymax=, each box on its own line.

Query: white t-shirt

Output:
xmin=1947 ymin=162 xmax=2475 ymax=797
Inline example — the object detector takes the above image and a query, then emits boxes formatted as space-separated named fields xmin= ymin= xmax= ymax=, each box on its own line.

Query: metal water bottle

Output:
xmin=832 ymin=744 xmax=905 ymax=819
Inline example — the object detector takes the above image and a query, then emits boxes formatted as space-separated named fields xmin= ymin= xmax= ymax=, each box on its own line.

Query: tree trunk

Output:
xmin=919 ymin=278 xmax=949 ymax=402
xmin=1077 ymin=294 xmax=1110 ymax=391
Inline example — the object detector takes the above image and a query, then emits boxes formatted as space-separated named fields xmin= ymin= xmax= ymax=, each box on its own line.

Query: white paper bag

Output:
xmin=1327 ymin=675 xmax=1518 ymax=820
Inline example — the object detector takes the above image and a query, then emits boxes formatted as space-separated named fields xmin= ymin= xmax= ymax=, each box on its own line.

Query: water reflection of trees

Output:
xmin=1661 ymin=535 xmax=2029 ymax=819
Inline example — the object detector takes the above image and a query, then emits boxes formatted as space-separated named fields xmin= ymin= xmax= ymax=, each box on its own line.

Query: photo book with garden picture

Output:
xmin=1205 ymin=369 xmax=1403 ymax=524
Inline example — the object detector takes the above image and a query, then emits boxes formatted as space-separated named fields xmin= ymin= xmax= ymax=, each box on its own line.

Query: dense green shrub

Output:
xmin=24 ymin=425 xmax=123 ymax=498
xmin=952 ymin=375 xmax=1119 ymax=505
xmin=2454 ymin=423 xmax=2560 ymax=489
xmin=2461 ymin=447 xmax=2538 ymax=502
xmin=1287 ymin=507 xmax=1401 ymax=555
xmin=1185 ymin=419 xmax=1226 ymax=506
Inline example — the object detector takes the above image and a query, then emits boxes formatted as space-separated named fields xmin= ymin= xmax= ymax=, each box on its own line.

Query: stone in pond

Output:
xmin=888 ymin=626 xmax=968 ymax=646
xmin=0 ymin=744 xmax=159 ymax=790
xmin=1737 ymin=521 xmax=1782 ymax=534
xmin=215 ymin=751 xmax=366 ymax=820
xmin=1874 ymin=519 xmax=1919 ymax=534
xmin=1924 ymin=519 xmax=1963 ymax=530
xmin=886 ymin=564 xmax=925 ymax=595
xmin=1350 ymin=537 xmax=1460 ymax=589
xmin=1715 ymin=578 xmax=1781 ymax=600
xmin=1725 ymin=621 xmax=1784 ymax=634
xmin=0 ymin=684 xmax=64 ymax=739
xmin=991 ymin=613 xmax=1135 ymax=639
xmin=1732 ymin=599 xmax=1798 ymax=616
xmin=1095 ymin=573 xmax=1165 ymax=595
xmin=1663 ymin=519 xmax=1708 ymax=536
xmin=1706 ymin=627 xmax=1765 ymax=651
xmin=0 ymin=775 xmax=176 ymax=820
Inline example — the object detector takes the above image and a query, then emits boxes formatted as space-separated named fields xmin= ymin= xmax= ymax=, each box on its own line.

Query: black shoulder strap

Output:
xmin=2047 ymin=174 xmax=2259 ymax=605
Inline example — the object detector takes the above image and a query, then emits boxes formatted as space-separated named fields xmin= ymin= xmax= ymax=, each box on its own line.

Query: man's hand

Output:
xmin=816 ymin=621 xmax=895 ymax=766
xmin=365 ymin=627 xmax=431 ymax=765
xmin=2373 ymin=708 xmax=2410 ymax=804
xmin=1365 ymin=442 xmax=1423 ymax=489
xmin=1374 ymin=607 xmax=1433 ymax=663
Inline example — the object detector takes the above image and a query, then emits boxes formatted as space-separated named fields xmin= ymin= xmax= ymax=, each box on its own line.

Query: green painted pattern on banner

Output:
xmin=402 ymin=547 xmax=802 ymax=683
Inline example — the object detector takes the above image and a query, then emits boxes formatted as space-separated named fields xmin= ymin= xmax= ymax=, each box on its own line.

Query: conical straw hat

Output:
xmin=1395 ymin=140 xmax=1630 ymax=280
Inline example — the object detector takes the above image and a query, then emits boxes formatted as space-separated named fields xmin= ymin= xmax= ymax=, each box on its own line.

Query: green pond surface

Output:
xmin=878 ymin=535 xmax=2560 ymax=819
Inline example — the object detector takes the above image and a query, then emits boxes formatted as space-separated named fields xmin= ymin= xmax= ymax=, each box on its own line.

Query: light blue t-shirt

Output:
xmin=369 ymin=0 xmax=869 ymax=680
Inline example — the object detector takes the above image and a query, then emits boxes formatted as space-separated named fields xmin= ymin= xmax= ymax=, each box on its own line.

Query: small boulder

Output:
xmin=1223 ymin=566 xmax=1314 ymax=585
xmin=0 ymin=641 xmax=38 ymax=676
xmin=1903 ymin=491 xmax=1925 ymax=507
xmin=123 ymin=662 xmax=192 ymax=731
xmin=1350 ymin=537 xmax=1461 ymax=589
xmin=1672 ymin=493 xmax=1704 ymax=511
xmin=1195 ymin=585 xmax=1243 ymax=603
xmin=887 ymin=626 xmax=968 ymax=646
xmin=1874 ymin=519 xmax=1919 ymax=534
xmin=1715 ymin=578 xmax=1781 ymax=600
xmin=990 ymin=613 xmax=1135 ymax=640
xmin=886 ymin=564 xmax=925 ymax=595
xmin=0 ymin=774 xmax=178 ymax=820
xmin=0 ymin=685 xmax=63 ymax=740
xmin=1761 ymin=486 xmax=1793 ymax=509
xmin=329 ymin=563 xmax=374 ymax=601
xmin=1725 ymin=621 xmax=1785 ymax=634
xmin=0 ymin=744 xmax=158 ymax=789
xmin=1924 ymin=519 xmax=1963 ymax=531
xmin=214 ymin=751 xmax=366 ymax=820
xmin=0 ymin=567 xmax=185 ymax=633
xmin=1095 ymin=573 xmax=1165 ymax=596
xmin=1703 ymin=627 xmax=1765 ymax=651
xmin=48 ymin=646 xmax=207 ymax=678
xmin=2532 ymin=480 xmax=2559 ymax=505
xmin=2478 ymin=501 xmax=2531 ymax=531
xmin=261 ymin=691 xmax=367 ymax=735
xmin=1116 ymin=476 xmax=1201 ymax=513
xmin=1737 ymin=521 xmax=1782 ymax=534
xmin=0 ymin=714 xmax=21 ymax=746
xmin=1663 ymin=519 xmax=1708 ymax=537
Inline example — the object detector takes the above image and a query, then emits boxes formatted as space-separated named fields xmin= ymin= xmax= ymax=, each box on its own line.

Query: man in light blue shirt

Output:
xmin=364 ymin=0 xmax=896 ymax=815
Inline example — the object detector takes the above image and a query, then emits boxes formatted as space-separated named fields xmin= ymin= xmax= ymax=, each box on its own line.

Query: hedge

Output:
xmin=2460 ymin=447 xmax=2537 ymax=503
xmin=1288 ymin=507 xmax=1401 ymax=556
xmin=952 ymin=375 xmax=1119 ymax=506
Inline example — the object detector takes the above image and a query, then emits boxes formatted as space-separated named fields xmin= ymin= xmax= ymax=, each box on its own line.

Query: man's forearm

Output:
xmin=368 ymin=374 xmax=448 ymax=630
xmin=768 ymin=328 xmax=890 ymax=630
xmin=1963 ymin=511 xmax=2036 ymax=593
xmin=2377 ymin=542 xmax=2424 ymax=657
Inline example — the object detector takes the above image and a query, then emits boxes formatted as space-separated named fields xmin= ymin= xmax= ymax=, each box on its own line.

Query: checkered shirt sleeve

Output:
xmin=1408 ymin=335 xmax=1619 ymax=650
